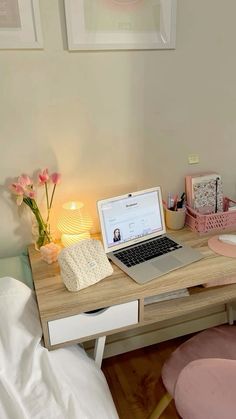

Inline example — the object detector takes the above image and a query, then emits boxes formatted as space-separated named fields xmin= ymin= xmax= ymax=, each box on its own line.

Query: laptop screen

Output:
xmin=97 ymin=187 xmax=165 ymax=253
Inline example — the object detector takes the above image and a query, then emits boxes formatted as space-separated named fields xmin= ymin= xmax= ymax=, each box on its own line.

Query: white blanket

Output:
xmin=0 ymin=277 xmax=118 ymax=419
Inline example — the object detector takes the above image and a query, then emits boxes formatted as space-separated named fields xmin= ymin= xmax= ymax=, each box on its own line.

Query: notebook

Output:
xmin=97 ymin=187 xmax=203 ymax=284
xmin=185 ymin=173 xmax=223 ymax=214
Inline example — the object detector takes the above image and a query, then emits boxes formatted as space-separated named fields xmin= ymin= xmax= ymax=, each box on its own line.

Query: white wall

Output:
xmin=1 ymin=0 xmax=236 ymax=256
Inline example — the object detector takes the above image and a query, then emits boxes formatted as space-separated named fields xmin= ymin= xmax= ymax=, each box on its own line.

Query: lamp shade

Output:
xmin=57 ymin=201 xmax=93 ymax=246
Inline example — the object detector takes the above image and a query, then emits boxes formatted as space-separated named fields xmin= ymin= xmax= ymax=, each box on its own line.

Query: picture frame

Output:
xmin=64 ymin=0 xmax=177 ymax=51
xmin=0 ymin=0 xmax=43 ymax=49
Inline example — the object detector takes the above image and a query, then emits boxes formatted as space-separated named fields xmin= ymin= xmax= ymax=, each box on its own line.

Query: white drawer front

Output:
xmin=48 ymin=300 xmax=138 ymax=345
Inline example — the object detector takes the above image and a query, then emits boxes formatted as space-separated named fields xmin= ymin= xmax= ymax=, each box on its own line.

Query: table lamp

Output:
xmin=57 ymin=201 xmax=93 ymax=247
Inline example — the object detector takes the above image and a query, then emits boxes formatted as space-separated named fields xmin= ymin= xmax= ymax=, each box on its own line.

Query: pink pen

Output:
xmin=173 ymin=195 xmax=178 ymax=211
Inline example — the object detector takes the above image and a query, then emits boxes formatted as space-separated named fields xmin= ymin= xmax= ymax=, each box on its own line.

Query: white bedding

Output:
xmin=0 ymin=277 xmax=118 ymax=419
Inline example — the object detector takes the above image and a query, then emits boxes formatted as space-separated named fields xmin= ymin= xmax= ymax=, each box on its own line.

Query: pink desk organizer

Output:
xmin=185 ymin=197 xmax=236 ymax=234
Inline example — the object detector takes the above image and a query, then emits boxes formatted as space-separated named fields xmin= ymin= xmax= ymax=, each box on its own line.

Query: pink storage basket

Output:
xmin=185 ymin=197 xmax=236 ymax=234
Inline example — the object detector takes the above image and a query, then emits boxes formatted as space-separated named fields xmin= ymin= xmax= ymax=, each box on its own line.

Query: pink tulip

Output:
xmin=9 ymin=183 xmax=25 ymax=196
xmin=50 ymin=172 xmax=61 ymax=185
xmin=18 ymin=174 xmax=33 ymax=187
xmin=8 ymin=169 xmax=62 ymax=225
xmin=25 ymin=189 xmax=36 ymax=199
xmin=9 ymin=183 xmax=25 ymax=206
xmin=38 ymin=168 xmax=49 ymax=185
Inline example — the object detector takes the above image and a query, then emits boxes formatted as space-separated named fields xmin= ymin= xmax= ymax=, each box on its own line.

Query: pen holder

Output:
xmin=165 ymin=208 xmax=186 ymax=230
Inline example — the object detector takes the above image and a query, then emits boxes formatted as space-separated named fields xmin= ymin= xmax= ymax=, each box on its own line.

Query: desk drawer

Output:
xmin=48 ymin=300 xmax=139 ymax=345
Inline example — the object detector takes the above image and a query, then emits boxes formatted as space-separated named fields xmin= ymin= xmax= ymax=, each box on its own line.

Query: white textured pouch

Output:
xmin=58 ymin=239 xmax=113 ymax=292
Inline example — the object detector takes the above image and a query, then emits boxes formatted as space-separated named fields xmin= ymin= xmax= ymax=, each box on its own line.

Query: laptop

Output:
xmin=97 ymin=187 xmax=203 ymax=284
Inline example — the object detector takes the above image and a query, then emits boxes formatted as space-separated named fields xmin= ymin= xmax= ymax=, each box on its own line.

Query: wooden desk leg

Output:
xmin=94 ymin=336 xmax=106 ymax=368
xmin=226 ymin=303 xmax=234 ymax=325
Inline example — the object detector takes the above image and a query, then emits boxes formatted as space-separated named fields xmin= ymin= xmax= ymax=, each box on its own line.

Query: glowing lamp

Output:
xmin=57 ymin=201 xmax=93 ymax=247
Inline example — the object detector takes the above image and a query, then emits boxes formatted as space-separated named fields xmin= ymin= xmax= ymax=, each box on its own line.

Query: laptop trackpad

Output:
xmin=151 ymin=256 xmax=182 ymax=272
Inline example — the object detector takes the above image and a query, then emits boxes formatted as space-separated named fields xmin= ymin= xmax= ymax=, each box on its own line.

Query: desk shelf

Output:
xmin=142 ymin=284 xmax=236 ymax=324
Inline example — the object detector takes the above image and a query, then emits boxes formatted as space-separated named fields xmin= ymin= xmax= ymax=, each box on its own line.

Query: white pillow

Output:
xmin=0 ymin=277 xmax=42 ymax=341
xmin=0 ymin=276 xmax=31 ymax=297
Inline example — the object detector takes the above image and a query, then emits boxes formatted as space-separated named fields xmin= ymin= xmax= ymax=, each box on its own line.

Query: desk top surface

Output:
xmin=28 ymin=227 xmax=236 ymax=321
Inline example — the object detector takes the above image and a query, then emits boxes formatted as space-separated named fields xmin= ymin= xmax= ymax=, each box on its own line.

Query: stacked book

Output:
xmin=144 ymin=288 xmax=189 ymax=305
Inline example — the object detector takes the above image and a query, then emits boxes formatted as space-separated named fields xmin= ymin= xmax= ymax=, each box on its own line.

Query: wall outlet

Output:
xmin=188 ymin=154 xmax=199 ymax=164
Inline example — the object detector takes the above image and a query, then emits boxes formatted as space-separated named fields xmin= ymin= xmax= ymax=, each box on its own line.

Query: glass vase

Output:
xmin=32 ymin=209 xmax=53 ymax=251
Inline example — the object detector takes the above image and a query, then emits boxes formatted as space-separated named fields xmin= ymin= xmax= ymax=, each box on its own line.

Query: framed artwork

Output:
xmin=0 ymin=0 xmax=43 ymax=49
xmin=65 ymin=0 xmax=177 ymax=51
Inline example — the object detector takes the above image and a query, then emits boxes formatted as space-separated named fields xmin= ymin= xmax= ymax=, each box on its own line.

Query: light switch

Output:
xmin=188 ymin=154 xmax=199 ymax=164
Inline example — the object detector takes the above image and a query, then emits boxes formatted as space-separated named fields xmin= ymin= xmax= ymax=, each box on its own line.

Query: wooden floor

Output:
xmin=102 ymin=336 xmax=189 ymax=419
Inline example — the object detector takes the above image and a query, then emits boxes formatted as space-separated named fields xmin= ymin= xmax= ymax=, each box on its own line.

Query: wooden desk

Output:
xmin=28 ymin=227 xmax=236 ymax=366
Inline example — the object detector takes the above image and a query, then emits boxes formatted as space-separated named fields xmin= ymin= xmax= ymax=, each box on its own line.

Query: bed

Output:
xmin=0 ymin=257 xmax=118 ymax=419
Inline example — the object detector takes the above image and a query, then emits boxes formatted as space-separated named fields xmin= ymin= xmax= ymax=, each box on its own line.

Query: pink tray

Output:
xmin=185 ymin=197 xmax=236 ymax=234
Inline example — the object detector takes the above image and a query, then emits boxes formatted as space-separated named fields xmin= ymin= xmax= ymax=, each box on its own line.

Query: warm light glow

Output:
xmin=63 ymin=201 xmax=84 ymax=211
xmin=61 ymin=232 xmax=91 ymax=247
xmin=57 ymin=201 xmax=93 ymax=247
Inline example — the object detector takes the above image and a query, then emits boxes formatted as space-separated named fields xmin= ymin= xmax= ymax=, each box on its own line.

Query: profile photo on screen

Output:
xmin=113 ymin=228 xmax=121 ymax=242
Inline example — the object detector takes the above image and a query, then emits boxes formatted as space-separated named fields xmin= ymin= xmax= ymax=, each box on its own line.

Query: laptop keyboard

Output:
xmin=114 ymin=237 xmax=182 ymax=267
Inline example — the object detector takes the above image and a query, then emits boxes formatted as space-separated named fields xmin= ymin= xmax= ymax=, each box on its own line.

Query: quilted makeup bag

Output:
xmin=58 ymin=239 xmax=113 ymax=292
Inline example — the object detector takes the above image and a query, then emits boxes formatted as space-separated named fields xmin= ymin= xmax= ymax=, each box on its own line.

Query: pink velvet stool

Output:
xmin=149 ymin=325 xmax=236 ymax=419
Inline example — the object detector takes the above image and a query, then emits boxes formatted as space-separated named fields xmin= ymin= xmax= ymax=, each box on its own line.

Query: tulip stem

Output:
xmin=49 ymin=184 xmax=56 ymax=210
